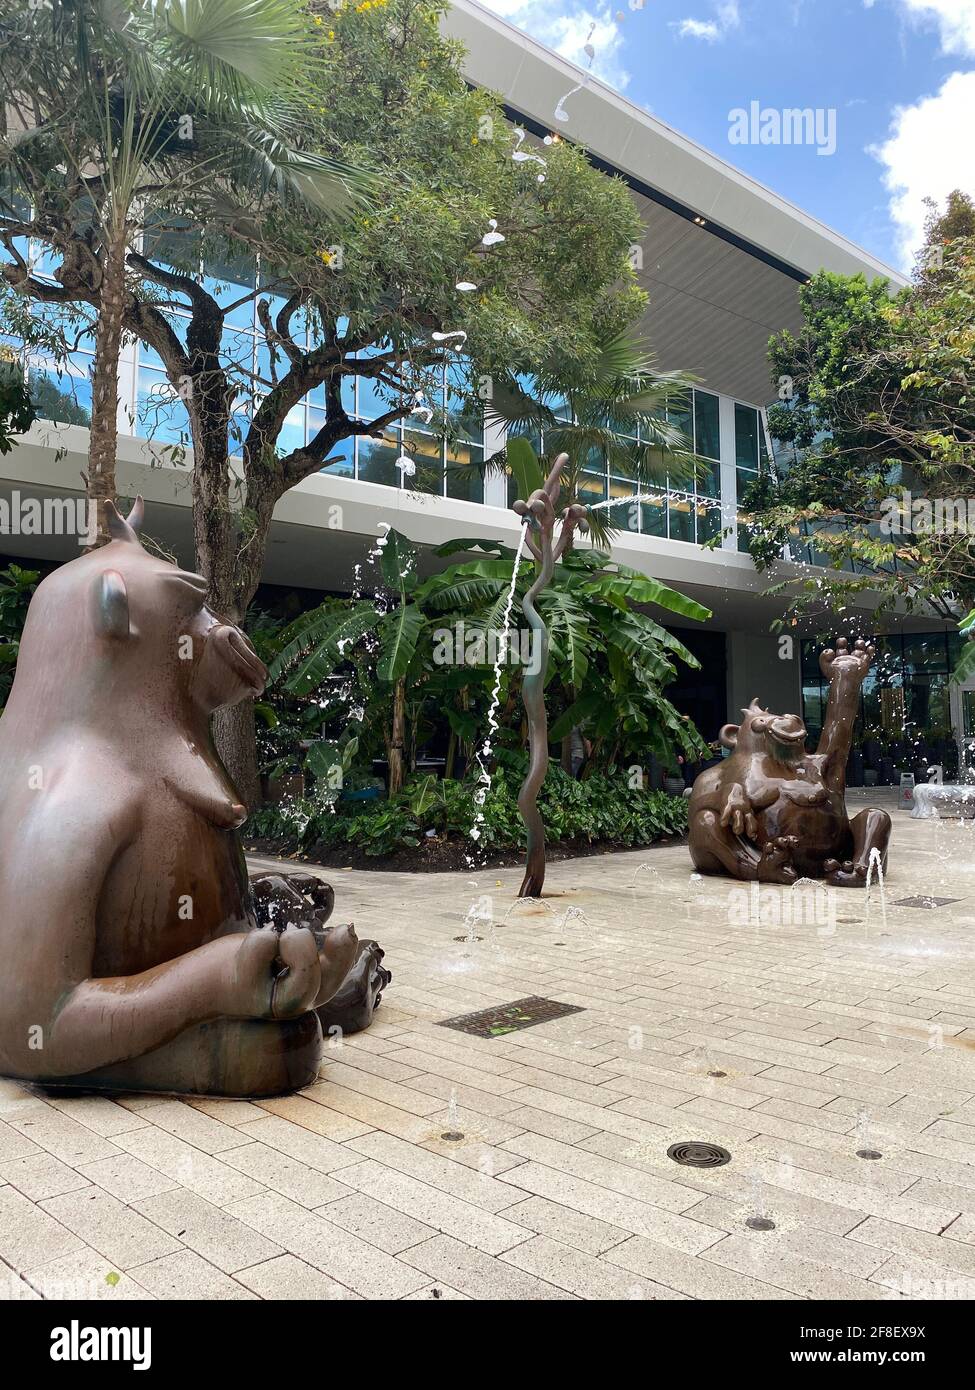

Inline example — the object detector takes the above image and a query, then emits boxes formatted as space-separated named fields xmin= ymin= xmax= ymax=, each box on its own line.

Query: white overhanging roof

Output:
xmin=444 ymin=0 xmax=907 ymax=404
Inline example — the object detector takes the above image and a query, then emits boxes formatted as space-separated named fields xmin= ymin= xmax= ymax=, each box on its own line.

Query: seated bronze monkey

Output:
xmin=0 ymin=499 xmax=388 ymax=1097
xmin=689 ymin=638 xmax=891 ymax=888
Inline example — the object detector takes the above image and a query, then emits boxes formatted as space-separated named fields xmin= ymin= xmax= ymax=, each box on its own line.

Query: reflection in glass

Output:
xmin=445 ymin=441 xmax=484 ymax=503
xmin=356 ymin=434 xmax=399 ymax=488
xmin=694 ymin=390 xmax=720 ymax=460
xmin=735 ymin=403 xmax=758 ymax=468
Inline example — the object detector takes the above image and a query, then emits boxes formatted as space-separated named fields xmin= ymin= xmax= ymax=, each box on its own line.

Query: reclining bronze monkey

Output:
xmin=0 ymin=498 xmax=389 ymax=1097
xmin=688 ymin=637 xmax=891 ymax=888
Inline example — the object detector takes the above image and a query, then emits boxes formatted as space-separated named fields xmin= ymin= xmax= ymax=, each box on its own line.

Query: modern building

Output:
xmin=3 ymin=0 xmax=966 ymax=760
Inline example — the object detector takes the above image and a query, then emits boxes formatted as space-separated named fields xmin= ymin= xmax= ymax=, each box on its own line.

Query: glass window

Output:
xmin=321 ymin=451 xmax=354 ymax=478
xmin=28 ymin=362 xmax=92 ymax=426
xmin=696 ymin=500 xmax=721 ymax=544
xmin=902 ymin=632 xmax=949 ymax=674
xmin=143 ymin=219 xmax=200 ymax=274
xmin=277 ymin=403 xmax=306 ymax=459
xmin=136 ymin=366 xmax=189 ymax=445
xmin=639 ymin=492 xmax=667 ymax=538
xmin=445 ymin=441 xmax=484 ymax=503
xmin=694 ymin=390 xmax=720 ymax=460
xmin=735 ymin=403 xmax=758 ymax=469
xmin=356 ymin=433 xmax=399 ymax=488
xmin=577 ymin=470 xmax=607 ymax=507
xmin=668 ymin=395 xmax=693 ymax=441
xmin=202 ymin=246 xmax=257 ymax=330
xmin=356 ymin=369 xmax=394 ymax=424
xmin=697 ymin=456 xmax=721 ymax=498
xmin=668 ymin=493 xmax=695 ymax=543
xmin=446 ymin=361 xmax=483 ymax=446
xmin=402 ymin=429 xmax=443 ymax=494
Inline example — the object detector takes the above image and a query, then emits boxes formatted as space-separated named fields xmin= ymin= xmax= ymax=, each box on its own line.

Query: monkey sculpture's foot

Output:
xmin=249 ymin=870 xmax=390 ymax=1032
xmin=824 ymin=858 xmax=870 ymax=888
xmin=756 ymin=836 xmax=800 ymax=885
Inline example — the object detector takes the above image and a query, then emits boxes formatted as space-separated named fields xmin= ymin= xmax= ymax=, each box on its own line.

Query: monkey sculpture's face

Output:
xmin=87 ymin=544 xmax=267 ymax=718
xmin=720 ymin=701 xmax=808 ymax=763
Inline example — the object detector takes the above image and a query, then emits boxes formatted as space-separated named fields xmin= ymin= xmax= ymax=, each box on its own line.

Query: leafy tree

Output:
xmin=739 ymin=195 xmax=975 ymax=651
xmin=0 ymin=0 xmax=366 ymax=541
xmin=0 ymin=0 xmax=648 ymax=801
xmin=0 ymin=350 xmax=35 ymax=451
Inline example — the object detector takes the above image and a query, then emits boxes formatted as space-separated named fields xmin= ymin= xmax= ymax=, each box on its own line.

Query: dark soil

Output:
xmin=244 ymin=832 xmax=688 ymax=873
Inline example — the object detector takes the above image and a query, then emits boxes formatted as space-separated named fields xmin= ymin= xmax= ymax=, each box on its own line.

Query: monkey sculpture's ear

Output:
xmin=719 ymin=723 xmax=739 ymax=750
xmin=104 ymin=497 xmax=145 ymax=544
xmin=91 ymin=569 xmax=130 ymax=640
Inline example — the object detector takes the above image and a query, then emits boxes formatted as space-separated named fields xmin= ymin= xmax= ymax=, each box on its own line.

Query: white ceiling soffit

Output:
xmin=442 ymin=1 xmax=906 ymax=403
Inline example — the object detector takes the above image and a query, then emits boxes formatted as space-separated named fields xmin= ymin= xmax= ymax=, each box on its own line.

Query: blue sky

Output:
xmin=479 ymin=0 xmax=975 ymax=272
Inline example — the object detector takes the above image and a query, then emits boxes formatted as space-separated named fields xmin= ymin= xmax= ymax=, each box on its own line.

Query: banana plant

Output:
xmin=269 ymin=527 xmax=426 ymax=793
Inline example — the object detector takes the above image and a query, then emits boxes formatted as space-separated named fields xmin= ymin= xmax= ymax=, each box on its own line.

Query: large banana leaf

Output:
xmin=537 ymin=588 xmax=590 ymax=687
xmin=377 ymin=604 xmax=425 ymax=683
xmin=379 ymin=528 xmax=419 ymax=596
xmin=271 ymin=600 xmax=383 ymax=693
xmin=585 ymin=572 xmax=711 ymax=623
xmin=505 ymin=435 xmax=545 ymax=500
xmin=602 ymin=610 xmax=700 ymax=670
xmin=413 ymin=558 xmax=517 ymax=611
xmin=434 ymin=537 xmax=518 ymax=560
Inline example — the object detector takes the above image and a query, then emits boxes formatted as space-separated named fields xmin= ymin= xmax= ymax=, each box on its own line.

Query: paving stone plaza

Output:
xmin=2 ymin=794 xmax=974 ymax=1302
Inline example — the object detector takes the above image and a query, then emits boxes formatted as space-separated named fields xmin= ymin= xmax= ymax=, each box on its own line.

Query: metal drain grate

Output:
xmin=666 ymin=1141 xmax=732 ymax=1168
xmin=437 ymin=996 xmax=585 ymax=1038
xmin=894 ymin=895 xmax=961 ymax=909
xmin=746 ymin=1216 xmax=776 ymax=1231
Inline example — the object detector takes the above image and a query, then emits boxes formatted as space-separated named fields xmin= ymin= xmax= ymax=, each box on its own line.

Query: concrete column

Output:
xmin=726 ymin=629 xmax=801 ymax=721
xmin=718 ymin=392 xmax=738 ymax=551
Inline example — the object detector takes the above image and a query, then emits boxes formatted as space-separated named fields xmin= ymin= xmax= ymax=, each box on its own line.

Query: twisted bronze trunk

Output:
xmin=512 ymin=457 xmax=587 ymax=898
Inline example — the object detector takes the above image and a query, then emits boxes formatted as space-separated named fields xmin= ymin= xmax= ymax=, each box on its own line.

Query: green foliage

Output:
xmin=246 ymin=764 xmax=689 ymax=857
xmin=0 ymin=358 xmax=35 ymax=452
xmin=742 ymin=204 xmax=975 ymax=649
xmin=0 ymin=562 xmax=40 ymax=709
xmin=266 ymin=527 xmax=711 ymax=780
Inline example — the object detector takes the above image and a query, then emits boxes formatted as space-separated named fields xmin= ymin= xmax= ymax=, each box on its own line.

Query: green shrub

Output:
xmin=245 ymin=766 xmax=687 ymax=857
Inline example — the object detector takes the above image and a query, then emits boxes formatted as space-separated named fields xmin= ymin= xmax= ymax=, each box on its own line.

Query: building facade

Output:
xmin=4 ymin=0 xmax=957 ymax=757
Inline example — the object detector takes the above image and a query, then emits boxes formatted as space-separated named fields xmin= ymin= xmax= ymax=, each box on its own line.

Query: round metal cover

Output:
xmin=666 ymin=1141 xmax=732 ymax=1168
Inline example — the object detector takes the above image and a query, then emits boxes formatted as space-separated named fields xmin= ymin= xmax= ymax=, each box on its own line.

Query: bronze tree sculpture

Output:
xmin=512 ymin=454 xmax=587 ymax=897
xmin=0 ymin=499 xmax=389 ymax=1097
xmin=688 ymin=637 xmax=891 ymax=887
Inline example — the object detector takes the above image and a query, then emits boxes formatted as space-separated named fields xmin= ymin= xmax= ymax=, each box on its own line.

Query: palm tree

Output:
xmin=483 ymin=328 xmax=700 ymax=549
xmin=0 ymin=0 xmax=371 ymax=542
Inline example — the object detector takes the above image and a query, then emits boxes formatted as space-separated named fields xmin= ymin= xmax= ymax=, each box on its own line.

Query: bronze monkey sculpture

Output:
xmin=0 ymin=499 xmax=388 ymax=1097
xmin=689 ymin=637 xmax=891 ymax=888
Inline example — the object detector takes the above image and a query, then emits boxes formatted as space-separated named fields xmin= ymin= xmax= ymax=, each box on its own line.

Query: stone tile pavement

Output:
xmin=3 ymin=797 xmax=975 ymax=1301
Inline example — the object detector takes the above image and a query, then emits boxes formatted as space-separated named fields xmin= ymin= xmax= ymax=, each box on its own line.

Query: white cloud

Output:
xmin=872 ymin=68 xmax=975 ymax=268
xmin=869 ymin=0 xmax=975 ymax=56
xmin=672 ymin=1 xmax=741 ymax=42
xmin=479 ymin=2 xmax=630 ymax=90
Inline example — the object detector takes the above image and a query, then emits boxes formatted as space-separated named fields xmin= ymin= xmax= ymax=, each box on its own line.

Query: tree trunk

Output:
xmin=212 ymin=700 xmax=261 ymax=810
xmin=445 ymin=728 xmax=457 ymax=780
xmin=87 ymin=223 xmax=128 ymax=545
xmin=388 ymin=677 xmax=406 ymax=795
